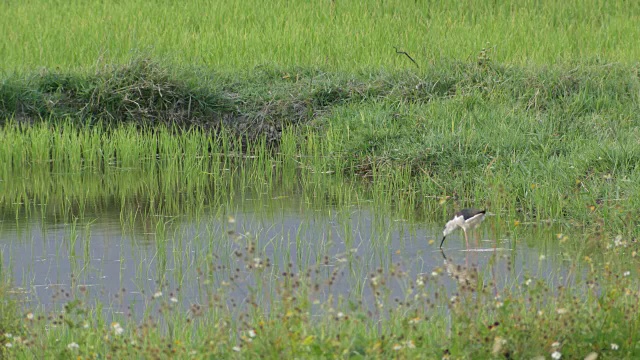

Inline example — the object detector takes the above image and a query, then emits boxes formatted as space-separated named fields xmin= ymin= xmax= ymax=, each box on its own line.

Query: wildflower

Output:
xmin=539 ymin=255 xmax=546 ymax=261
xmin=336 ymin=312 xmax=344 ymax=318
xmin=611 ymin=343 xmax=619 ymax=350
xmin=83 ymin=321 xmax=89 ymax=329
xmin=408 ymin=317 xmax=421 ymax=324
xmin=232 ymin=346 xmax=241 ymax=352
xmin=584 ymin=353 xmax=598 ymax=360
xmin=248 ymin=329 xmax=256 ymax=338
xmin=431 ymin=271 xmax=438 ymax=277
xmin=450 ymin=296 xmax=457 ymax=303
xmin=613 ymin=235 xmax=624 ymax=247
xmin=551 ymin=341 xmax=560 ymax=348
xmin=392 ymin=343 xmax=403 ymax=351
xmin=370 ymin=276 xmax=379 ymax=286
xmin=525 ymin=279 xmax=532 ymax=286
xmin=492 ymin=337 xmax=506 ymax=355
xmin=551 ymin=351 xmax=561 ymax=359
xmin=623 ymin=271 xmax=631 ymax=277
xmin=4 ymin=333 xmax=12 ymax=338
xmin=67 ymin=342 xmax=79 ymax=350
xmin=404 ymin=340 xmax=416 ymax=349
xmin=5 ymin=343 xmax=12 ymax=348
xmin=495 ymin=301 xmax=504 ymax=308
xmin=26 ymin=313 xmax=34 ymax=320
xmin=153 ymin=291 xmax=163 ymax=299
xmin=416 ymin=278 xmax=424 ymax=286
xmin=556 ymin=308 xmax=568 ymax=315
xmin=170 ymin=297 xmax=178 ymax=303
xmin=111 ymin=322 xmax=124 ymax=336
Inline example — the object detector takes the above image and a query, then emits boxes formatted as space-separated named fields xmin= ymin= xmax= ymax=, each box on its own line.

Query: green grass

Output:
xmin=0 ymin=119 xmax=637 ymax=359
xmin=2 ymin=0 xmax=640 ymax=72
xmin=3 ymin=58 xmax=639 ymax=236
xmin=2 ymin=0 xmax=640 ymax=358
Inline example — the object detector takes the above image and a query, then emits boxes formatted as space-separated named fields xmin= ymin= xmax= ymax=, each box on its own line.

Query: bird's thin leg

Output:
xmin=464 ymin=229 xmax=469 ymax=249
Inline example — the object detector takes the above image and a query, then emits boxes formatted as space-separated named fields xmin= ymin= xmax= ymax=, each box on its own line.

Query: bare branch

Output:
xmin=393 ymin=46 xmax=419 ymax=68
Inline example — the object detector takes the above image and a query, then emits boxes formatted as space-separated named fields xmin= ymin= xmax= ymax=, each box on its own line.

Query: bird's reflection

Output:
xmin=440 ymin=249 xmax=478 ymax=286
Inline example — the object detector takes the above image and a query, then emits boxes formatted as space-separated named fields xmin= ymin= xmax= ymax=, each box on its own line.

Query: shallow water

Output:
xmin=0 ymin=171 xmax=579 ymax=316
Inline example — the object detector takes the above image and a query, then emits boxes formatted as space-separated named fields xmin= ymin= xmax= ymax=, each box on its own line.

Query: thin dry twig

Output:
xmin=393 ymin=46 xmax=419 ymax=68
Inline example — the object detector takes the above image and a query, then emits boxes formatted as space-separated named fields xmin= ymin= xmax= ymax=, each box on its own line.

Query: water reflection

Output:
xmin=0 ymin=184 xmax=577 ymax=317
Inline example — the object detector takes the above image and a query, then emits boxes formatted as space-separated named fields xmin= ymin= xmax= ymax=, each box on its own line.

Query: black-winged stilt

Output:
xmin=440 ymin=208 xmax=486 ymax=248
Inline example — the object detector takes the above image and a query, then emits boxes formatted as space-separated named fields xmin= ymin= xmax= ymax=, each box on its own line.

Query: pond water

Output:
xmin=0 ymin=165 xmax=579 ymax=317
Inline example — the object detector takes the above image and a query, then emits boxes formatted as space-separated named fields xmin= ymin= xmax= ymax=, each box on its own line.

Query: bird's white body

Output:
xmin=440 ymin=208 xmax=486 ymax=248
xmin=442 ymin=212 xmax=485 ymax=237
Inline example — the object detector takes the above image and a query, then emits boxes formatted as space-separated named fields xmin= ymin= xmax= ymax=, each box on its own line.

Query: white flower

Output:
xmin=248 ymin=329 xmax=256 ymax=338
xmin=623 ymin=271 xmax=631 ymax=277
xmin=539 ymin=255 xmax=546 ymax=260
xmin=404 ymin=340 xmax=416 ymax=349
xmin=614 ymin=235 xmax=624 ymax=247
xmin=431 ymin=271 xmax=438 ymax=277
xmin=170 ymin=297 xmax=178 ymax=303
xmin=551 ymin=341 xmax=560 ymax=347
xmin=611 ymin=343 xmax=619 ymax=350
xmin=551 ymin=351 xmax=562 ymax=359
xmin=416 ymin=278 xmax=424 ymax=286
xmin=495 ymin=301 xmax=504 ymax=308
xmin=4 ymin=343 xmax=12 ymax=348
xmin=584 ymin=352 xmax=598 ymax=360
xmin=26 ymin=313 xmax=34 ymax=320
xmin=525 ymin=279 xmax=532 ymax=286
xmin=111 ymin=322 xmax=124 ymax=335
xmin=556 ymin=308 xmax=568 ymax=315
xmin=153 ymin=291 xmax=163 ymax=299
xmin=450 ymin=296 xmax=457 ymax=303
xmin=392 ymin=343 xmax=403 ymax=351
xmin=4 ymin=333 xmax=12 ymax=338
xmin=67 ymin=342 xmax=79 ymax=350
xmin=232 ymin=346 xmax=241 ymax=352
xmin=336 ymin=312 xmax=344 ymax=318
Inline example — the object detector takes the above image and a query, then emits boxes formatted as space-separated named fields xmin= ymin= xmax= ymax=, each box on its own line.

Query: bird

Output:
xmin=440 ymin=208 xmax=486 ymax=248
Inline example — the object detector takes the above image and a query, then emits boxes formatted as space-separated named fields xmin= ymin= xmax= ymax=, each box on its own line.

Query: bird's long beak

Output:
xmin=439 ymin=236 xmax=446 ymax=248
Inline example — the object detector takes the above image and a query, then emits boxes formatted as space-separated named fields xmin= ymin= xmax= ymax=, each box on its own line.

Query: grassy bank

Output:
xmin=2 ymin=59 xmax=640 ymax=235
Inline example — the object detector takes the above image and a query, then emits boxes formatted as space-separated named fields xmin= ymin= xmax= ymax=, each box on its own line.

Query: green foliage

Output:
xmin=1 ymin=1 xmax=640 ymax=71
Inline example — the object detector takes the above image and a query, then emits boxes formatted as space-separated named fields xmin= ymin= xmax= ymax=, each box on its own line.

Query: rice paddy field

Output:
xmin=1 ymin=1 xmax=640 ymax=359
